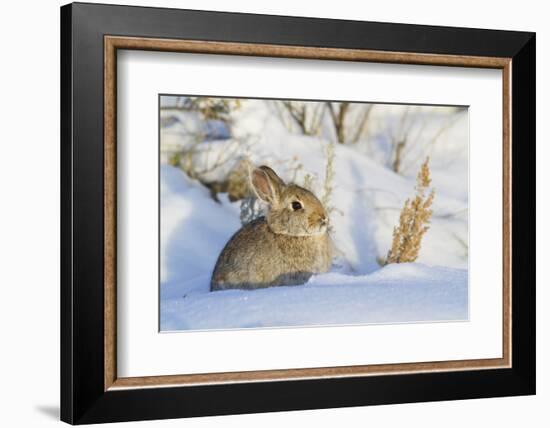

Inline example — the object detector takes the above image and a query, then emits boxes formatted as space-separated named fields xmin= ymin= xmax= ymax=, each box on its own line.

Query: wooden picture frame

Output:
xmin=61 ymin=2 xmax=535 ymax=424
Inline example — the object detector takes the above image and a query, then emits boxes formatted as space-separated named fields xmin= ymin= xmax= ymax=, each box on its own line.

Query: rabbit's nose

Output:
xmin=320 ymin=216 xmax=328 ymax=226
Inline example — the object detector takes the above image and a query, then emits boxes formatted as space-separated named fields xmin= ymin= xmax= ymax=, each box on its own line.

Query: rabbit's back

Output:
xmin=211 ymin=217 xmax=331 ymax=291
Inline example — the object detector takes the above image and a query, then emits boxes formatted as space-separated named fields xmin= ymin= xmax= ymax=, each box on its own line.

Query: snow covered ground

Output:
xmin=160 ymin=98 xmax=469 ymax=331
xmin=161 ymin=262 xmax=467 ymax=331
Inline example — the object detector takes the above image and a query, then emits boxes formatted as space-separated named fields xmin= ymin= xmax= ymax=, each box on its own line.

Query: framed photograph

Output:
xmin=60 ymin=2 xmax=536 ymax=424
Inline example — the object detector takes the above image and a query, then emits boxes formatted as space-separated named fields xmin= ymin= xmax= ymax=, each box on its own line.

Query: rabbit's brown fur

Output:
xmin=211 ymin=166 xmax=332 ymax=291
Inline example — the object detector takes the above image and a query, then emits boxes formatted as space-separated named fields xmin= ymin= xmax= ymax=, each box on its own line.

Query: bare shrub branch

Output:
xmin=240 ymin=196 xmax=264 ymax=225
xmin=351 ymin=104 xmax=374 ymax=144
xmin=327 ymin=102 xmax=350 ymax=144
xmin=400 ymin=109 xmax=466 ymax=175
xmin=161 ymin=96 xmax=242 ymax=123
xmin=277 ymin=101 xmax=325 ymax=136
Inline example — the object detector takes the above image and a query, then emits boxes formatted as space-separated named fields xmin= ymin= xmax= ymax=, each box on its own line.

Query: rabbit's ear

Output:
xmin=251 ymin=166 xmax=285 ymax=205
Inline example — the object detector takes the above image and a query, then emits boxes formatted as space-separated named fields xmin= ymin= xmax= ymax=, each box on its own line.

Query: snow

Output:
xmin=160 ymin=99 xmax=469 ymax=331
xmin=161 ymin=263 xmax=467 ymax=331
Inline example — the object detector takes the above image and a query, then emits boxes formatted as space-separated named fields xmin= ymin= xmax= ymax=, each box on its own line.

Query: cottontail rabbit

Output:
xmin=211 ymin=165 xmax=332 ymax=291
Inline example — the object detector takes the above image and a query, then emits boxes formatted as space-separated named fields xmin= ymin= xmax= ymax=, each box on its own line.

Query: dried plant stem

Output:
xmin=385 ymin=157 xmax=435 ymax=264
xmin=322 ymin=141 xmax=335 ymax=212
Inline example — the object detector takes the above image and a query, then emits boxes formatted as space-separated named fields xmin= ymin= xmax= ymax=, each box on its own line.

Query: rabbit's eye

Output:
xmin=291 ymin=201 xmax=302 ymax=211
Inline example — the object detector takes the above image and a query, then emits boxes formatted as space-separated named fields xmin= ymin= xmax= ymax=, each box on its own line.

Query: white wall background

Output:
xmin=0 ymin=0 xmax=546 ymax=426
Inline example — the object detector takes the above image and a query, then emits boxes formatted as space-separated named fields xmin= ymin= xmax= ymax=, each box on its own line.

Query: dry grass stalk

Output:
xmin=301 ymin=173 xmax=314 ymax=191
xmin=322 ymin=142 xmax=335 ymax=210
xmin=385 ymin=157 xmax=435 ymax=264
xmin=321 ymin=141 xmax=337 ymax=233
